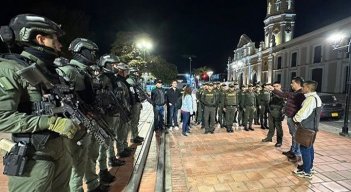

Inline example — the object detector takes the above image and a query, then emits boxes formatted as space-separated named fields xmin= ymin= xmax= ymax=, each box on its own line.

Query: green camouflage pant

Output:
xmin=84 ymin=136 xmax=100 ymax=191
xmin=98 ymin=115 xmax=119 ymax=170
xmin=225 ymin=106 xmax=237 ymax=130
xmin=9 ymin=137 xmax=71 ymax=192
xmin=266 ymin=111 xmax=283 ymax=143
xmin=68 ymin=136 xmax=90 ymax=192
xmin=204 ymin=106 xmax=216 ymax=132
xmin=244 ymin=106 xmax=256 ymax=127
xmin=130 ymin=102 xmax=142 ymax=139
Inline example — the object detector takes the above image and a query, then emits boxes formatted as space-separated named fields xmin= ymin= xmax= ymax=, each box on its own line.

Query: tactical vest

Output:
xmin=203 ymin=91 xmax=216 ymax=106
xmin=260 ymin=91 xmax=270 ymax=105
xmin=225 ymin=91 xmax=237 ymax=106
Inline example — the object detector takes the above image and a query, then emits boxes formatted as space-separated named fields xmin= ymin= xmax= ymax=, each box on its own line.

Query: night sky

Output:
xmin=1 ymin=0 xmax=351 ymax=73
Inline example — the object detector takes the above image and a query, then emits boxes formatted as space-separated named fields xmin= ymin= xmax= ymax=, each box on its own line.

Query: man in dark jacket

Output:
xmin=267 ymin=77 xmax=305 ymax=163
xmin=166 ymin=80 xmax=182 ymax=130
xmin=151 ymin=79 xmax=166 ymax=131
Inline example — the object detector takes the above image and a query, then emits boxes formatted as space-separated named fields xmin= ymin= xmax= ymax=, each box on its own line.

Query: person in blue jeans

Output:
xmin=180 ymin=86 xmax=193 ymax=136
xmin=293 ymin=80 xmax=322 ymax=179
xmin=166 ymin=80 xmax=182 ymax=130
xmin=151 ymin=79 xmax=166 ymax=131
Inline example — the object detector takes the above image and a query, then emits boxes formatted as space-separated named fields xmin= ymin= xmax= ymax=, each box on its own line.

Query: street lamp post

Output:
xmin=341 ymin=39 xmax=351 ymax=137
xmin=189 ymin=57 xmax=192 ymax=87
xmin=329 ymin=33 xmax=351 ymax=137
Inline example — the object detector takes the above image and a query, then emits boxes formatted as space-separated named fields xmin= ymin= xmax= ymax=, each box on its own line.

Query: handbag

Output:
xmin=295 ymin=123 xmax=316 ymax=147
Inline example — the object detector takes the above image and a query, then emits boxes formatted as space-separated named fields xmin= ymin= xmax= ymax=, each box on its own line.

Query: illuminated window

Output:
xmin=287 ymin=0 xmax=292 ymax=9
xmin=275 ymin=0 xmax=281 ymax=11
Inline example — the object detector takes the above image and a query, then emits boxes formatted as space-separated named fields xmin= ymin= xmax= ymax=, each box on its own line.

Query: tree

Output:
xmin=110 ymin=32 xmax=151 ymax=68
xmin=110 ymin=31 xmax=178 ymax=83
xmin=147 ymin=56 xmax=177 ymax=84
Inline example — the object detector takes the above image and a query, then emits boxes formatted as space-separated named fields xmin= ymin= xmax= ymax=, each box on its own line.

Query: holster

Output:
xmin=3 ymin=141 xmax=29 ymax=176
xmin=3 ymin=131 xmax=58 ymax=176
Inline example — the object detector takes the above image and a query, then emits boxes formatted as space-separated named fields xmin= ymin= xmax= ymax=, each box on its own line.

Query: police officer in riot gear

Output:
xmin=0 ymin=14 xmax=79 ymax=192
xmin=127 ymin=67 xmax=144 ymax=144
xmin=58 ymin=38 xmax=109 ymax=192
xmin=96 ymin=54 xmax=126 ymax=183
xmin=112 ymin=62 xmax=134 ymax=157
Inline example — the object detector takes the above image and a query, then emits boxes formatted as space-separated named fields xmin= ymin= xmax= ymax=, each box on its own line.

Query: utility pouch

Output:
xmin=16 ymin=63 xmax=54 ymax=89
xmin=3 ymin=142 xmax=29 ymax=176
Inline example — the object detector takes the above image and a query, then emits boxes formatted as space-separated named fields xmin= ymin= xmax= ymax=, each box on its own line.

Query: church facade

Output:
xmin=227 ymin=0 xmax=351 ymax=93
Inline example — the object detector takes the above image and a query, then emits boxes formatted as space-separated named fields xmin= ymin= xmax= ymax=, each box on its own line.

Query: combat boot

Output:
xmin=118 ymin=150 xmax=131 ymax=158
xmin=248 ymin=126 xmax=254 ymax=131
xmin=244 ymin=126 xmax=249 ymax=131
xmin=108 ymin=157 xmax=125 ymax=167
xmin=99 ymin=169 xmax=115 ymax=184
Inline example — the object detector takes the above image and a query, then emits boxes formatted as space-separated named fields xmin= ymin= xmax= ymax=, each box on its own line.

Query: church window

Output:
xmin=291 ymin=52 xmax=297 ymax=67
xmin=275 ymin=0 xmax=281 ymax=11
xmin=313 ymin=46 xmax=322 ymax=63
xmin=287 ymin=0 xmax=292 ymax=9
xmin=277 ymin=56 xmax=282 ymax=69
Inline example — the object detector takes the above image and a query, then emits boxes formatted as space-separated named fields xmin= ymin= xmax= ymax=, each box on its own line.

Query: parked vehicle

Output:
xmin=319 ymin=93 xmax=344 ymax=119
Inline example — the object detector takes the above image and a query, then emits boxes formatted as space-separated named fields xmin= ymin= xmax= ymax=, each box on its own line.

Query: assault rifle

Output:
xmin=134 ymin=82 xmax=153 ymax=104
xmin=18 ymin=63 xmax=115 ymax=147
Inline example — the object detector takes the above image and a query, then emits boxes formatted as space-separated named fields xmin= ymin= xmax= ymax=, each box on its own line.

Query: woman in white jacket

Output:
xmin=180 ymin=86 xmax=193 ymax=136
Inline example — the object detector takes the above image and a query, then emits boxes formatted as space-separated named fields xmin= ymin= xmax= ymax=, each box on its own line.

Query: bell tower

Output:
xmin=264 ymin=0 xmax=296 ymax=48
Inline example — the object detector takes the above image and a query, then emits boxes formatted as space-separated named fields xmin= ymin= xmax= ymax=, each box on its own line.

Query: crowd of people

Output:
xmin=151 ymin=77 xmax=322 ymax=180
xmin=0 ymin=13 xmax=322 ymax=192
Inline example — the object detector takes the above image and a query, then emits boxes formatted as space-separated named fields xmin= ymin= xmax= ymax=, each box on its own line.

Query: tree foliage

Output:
xmin=110 ymin=31 xmax=178 ymax=83
xmin=148 ymin=56 xmax=177 ymax=84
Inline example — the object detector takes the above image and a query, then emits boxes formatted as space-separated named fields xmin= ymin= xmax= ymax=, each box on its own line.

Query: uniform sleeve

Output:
xmin=0 ymin=67 xmax=50 ymax=133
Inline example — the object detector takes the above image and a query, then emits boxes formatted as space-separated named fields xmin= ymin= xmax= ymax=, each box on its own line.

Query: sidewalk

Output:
xmin=168 ymin=121 xmax=351 ymax=192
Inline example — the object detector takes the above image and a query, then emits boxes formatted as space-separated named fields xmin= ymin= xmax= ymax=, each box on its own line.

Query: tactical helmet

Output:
xmin=98 ymin=54 xmax=120 ymax=67
xmin=114 ymin=62 xmax=129 ymax=70
xmin=9 ymin=14 xmax=64 ymax=43
xmin=129 ymin=67 xmax=138 ymax=73
xmin=68 ymin=38 xmax=98 ymax=53
xmin=69 ymin=38 xmax=99 ymax=65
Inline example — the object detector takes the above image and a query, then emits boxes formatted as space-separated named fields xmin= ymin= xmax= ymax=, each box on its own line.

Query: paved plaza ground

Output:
xmin=168 ymin=120 xmax=351 ymax=192
xmin=0 ymin=104 xmax=351 ymax=192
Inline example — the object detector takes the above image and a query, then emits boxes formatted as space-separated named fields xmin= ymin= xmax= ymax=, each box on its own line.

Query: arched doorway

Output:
xmin=312 ymin=68 xmax=323 ymax=92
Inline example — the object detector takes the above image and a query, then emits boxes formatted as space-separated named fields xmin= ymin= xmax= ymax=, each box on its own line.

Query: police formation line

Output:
xmin=0 ymin=14 xmax=148 ymax=192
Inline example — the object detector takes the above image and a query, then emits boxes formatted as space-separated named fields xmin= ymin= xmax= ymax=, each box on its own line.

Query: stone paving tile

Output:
xmin=170 ymin=119 xmax=351 ymax=191
xmin=337 ymin=179 xmax=351 ymax=190
xmin=322 ymin=181 xmax=350 ymax=192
